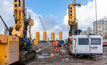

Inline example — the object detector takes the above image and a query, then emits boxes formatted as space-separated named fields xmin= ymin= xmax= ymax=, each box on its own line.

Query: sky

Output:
xmin=25 ymin=0 xmax=93 ymax=22
xmin=0 ymin=0 xmax=107 ymax=40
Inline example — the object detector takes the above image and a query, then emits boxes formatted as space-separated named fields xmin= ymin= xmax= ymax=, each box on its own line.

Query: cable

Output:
xmin=0 ymin=15 xmax=9 ymax=31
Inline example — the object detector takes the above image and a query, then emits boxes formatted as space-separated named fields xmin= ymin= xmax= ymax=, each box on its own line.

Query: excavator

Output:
xmin=0 ymin=0 xmax=36 ymax=65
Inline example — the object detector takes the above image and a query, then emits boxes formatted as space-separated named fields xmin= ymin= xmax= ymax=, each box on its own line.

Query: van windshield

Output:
xmin=91 ymin=38 xmax=101 ymax=45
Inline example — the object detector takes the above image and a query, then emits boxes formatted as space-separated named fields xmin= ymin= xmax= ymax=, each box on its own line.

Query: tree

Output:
xmin=104 ymin=34 xmax=107 ymax=39
xmin=86 ymin=27 xmax=93 ymax=35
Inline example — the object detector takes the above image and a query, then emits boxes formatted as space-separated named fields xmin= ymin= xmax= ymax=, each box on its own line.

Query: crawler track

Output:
xmin=20 ymin=50 xmax=36 ymax=64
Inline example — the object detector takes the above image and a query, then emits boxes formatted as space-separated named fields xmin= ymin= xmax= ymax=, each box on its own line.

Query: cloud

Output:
xmin=0 ymin=0 xmax=70 ymax=40
xmin=26 ymin=9 xmax=61 ymax=40
xmin=0 ymin=0 xmax=62 ymax=40
xmin=0 ymin=0 xmax=14 ymax=34
xmin=63 ymin=0 xmax=107 ymax=30
xmin=1 ymin=0 xmax=106 ymax=40
xmin=27 ymin=8 xmax=70 ymax=40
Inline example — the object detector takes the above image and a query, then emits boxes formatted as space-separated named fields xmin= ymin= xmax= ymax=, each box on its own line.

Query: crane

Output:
xmin=39 ymin=16 xmax=46 ymax=31
xmin=39 ymin=16 xmax=49 ymax=42
xmin=0 ymin=0 xmax=36 ymax=65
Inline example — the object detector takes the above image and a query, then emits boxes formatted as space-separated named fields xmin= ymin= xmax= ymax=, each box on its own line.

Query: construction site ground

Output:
xmin=13 ymin=43 xmax=107 ymax=65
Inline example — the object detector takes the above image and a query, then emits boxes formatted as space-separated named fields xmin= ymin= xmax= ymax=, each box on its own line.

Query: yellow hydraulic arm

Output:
xmin=68 ymin=0 xmax=81 ymax=36
xmin=12 ymin=0 xmax=34 ymax=40
xmin=12 ymin=0 xmax=25 ymax=38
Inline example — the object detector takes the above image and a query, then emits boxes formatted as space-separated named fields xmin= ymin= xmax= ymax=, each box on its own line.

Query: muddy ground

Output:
xmin=24 ymin=42 xmax=107 ymax=65
xmin=14 ymin=43 xmax=107 ymax=65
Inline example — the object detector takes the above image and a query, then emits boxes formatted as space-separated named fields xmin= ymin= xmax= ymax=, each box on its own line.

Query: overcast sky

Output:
xmin=0 ymin=0 xmax=107 ymax=40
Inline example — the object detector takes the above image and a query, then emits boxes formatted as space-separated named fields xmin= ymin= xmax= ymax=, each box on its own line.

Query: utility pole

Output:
xmin=95 ymin=0 xmax=98 ymax=34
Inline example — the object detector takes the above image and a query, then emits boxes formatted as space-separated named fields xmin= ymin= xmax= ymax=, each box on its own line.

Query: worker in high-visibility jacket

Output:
xmin=56 ymin=40 xmax=60 ymax=52
xmin=53 ymin=40 xmax=56 ymax=50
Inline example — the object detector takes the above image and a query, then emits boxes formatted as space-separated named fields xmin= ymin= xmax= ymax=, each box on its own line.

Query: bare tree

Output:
xmin=104 ymin=34 xmax=107 ymax=39
xmin=86 ymin=27 xmax=93 ymax=35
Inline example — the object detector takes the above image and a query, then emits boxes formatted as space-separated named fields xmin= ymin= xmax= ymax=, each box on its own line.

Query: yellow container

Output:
xmin=43 ymin=32 xmax=47 ymax=41
xmin=34 ymin=40 xmax=39 ymax=45
xmin=47 ymin=41 xmax=50 ymax=43
xmin=36 ymin=32 xmax=40 ymax=41
xmin=51 ymin=32 xmax=55 ymax=41
xmin=59 ymin=31 xmax=62 ymax=40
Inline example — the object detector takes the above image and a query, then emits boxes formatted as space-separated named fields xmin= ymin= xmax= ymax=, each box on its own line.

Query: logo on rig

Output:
xmin=12 ymin=37 xmax=16 ymax=40
xmin=90 ymin=47 xmax=98 ymax=50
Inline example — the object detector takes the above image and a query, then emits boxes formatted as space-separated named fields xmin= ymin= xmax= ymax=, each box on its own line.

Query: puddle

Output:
xmin=55 ymin=54 xmax=59 ymax=56
xmin=38 ymin=55 xmax=45 ymax=58
xmin=62 ymin=58 xmax=69 ymax=61
xmin=60 ymin=50 xmax=67 ymax=53
xmin=37 ymin=53 xmax=60 ymax=59
xmin=43 ymin=53 xmax=50 ymax=56
xmin=38 ymin=56 xmax=50 ymax=59
xmin=53 ymin=58 xmax=69 ymax=63
xmin=38 ymin=55 xmax=51 ymax=59
xmin=37 ymin=53 xmax=51 ymax=59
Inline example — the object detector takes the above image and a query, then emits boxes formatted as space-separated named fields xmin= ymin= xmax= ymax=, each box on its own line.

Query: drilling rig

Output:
xmin=68 ymin=0 xmax=81 ymax=36
xmin=0 ymin=0 xmax=36 ymax=65
xmin=67 ymin=0 xmax=103 ymax=56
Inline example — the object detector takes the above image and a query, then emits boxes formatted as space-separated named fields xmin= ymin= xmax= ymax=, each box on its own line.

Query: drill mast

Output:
xmin=12 ymin=0 xmax=33 ymax=39
xmin=68 ymin=0 xmax=81 ymax=36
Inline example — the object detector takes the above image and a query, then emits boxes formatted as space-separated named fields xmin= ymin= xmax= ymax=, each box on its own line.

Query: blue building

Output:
xmin=93 ymin=17 xmax=107 ymax=35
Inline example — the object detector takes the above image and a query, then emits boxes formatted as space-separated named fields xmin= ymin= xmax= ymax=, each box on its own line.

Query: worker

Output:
xmin=56 ymin=39 xmax=60 ymax=52
xmin=53 ymin=40 xmax=56 ymax=50
xmin=64 ymin=39 xmax=69 ymax=51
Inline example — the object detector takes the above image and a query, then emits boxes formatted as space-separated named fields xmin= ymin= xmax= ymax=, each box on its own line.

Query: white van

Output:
xmin=68 ymin=35 xmax=103 ymax=55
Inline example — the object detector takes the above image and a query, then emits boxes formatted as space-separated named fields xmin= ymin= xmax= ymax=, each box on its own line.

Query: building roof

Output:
xmin=93 ymin=16 xmax=107 ymax=23
xmin=100 ymin=16 xmax=107 ymax=20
